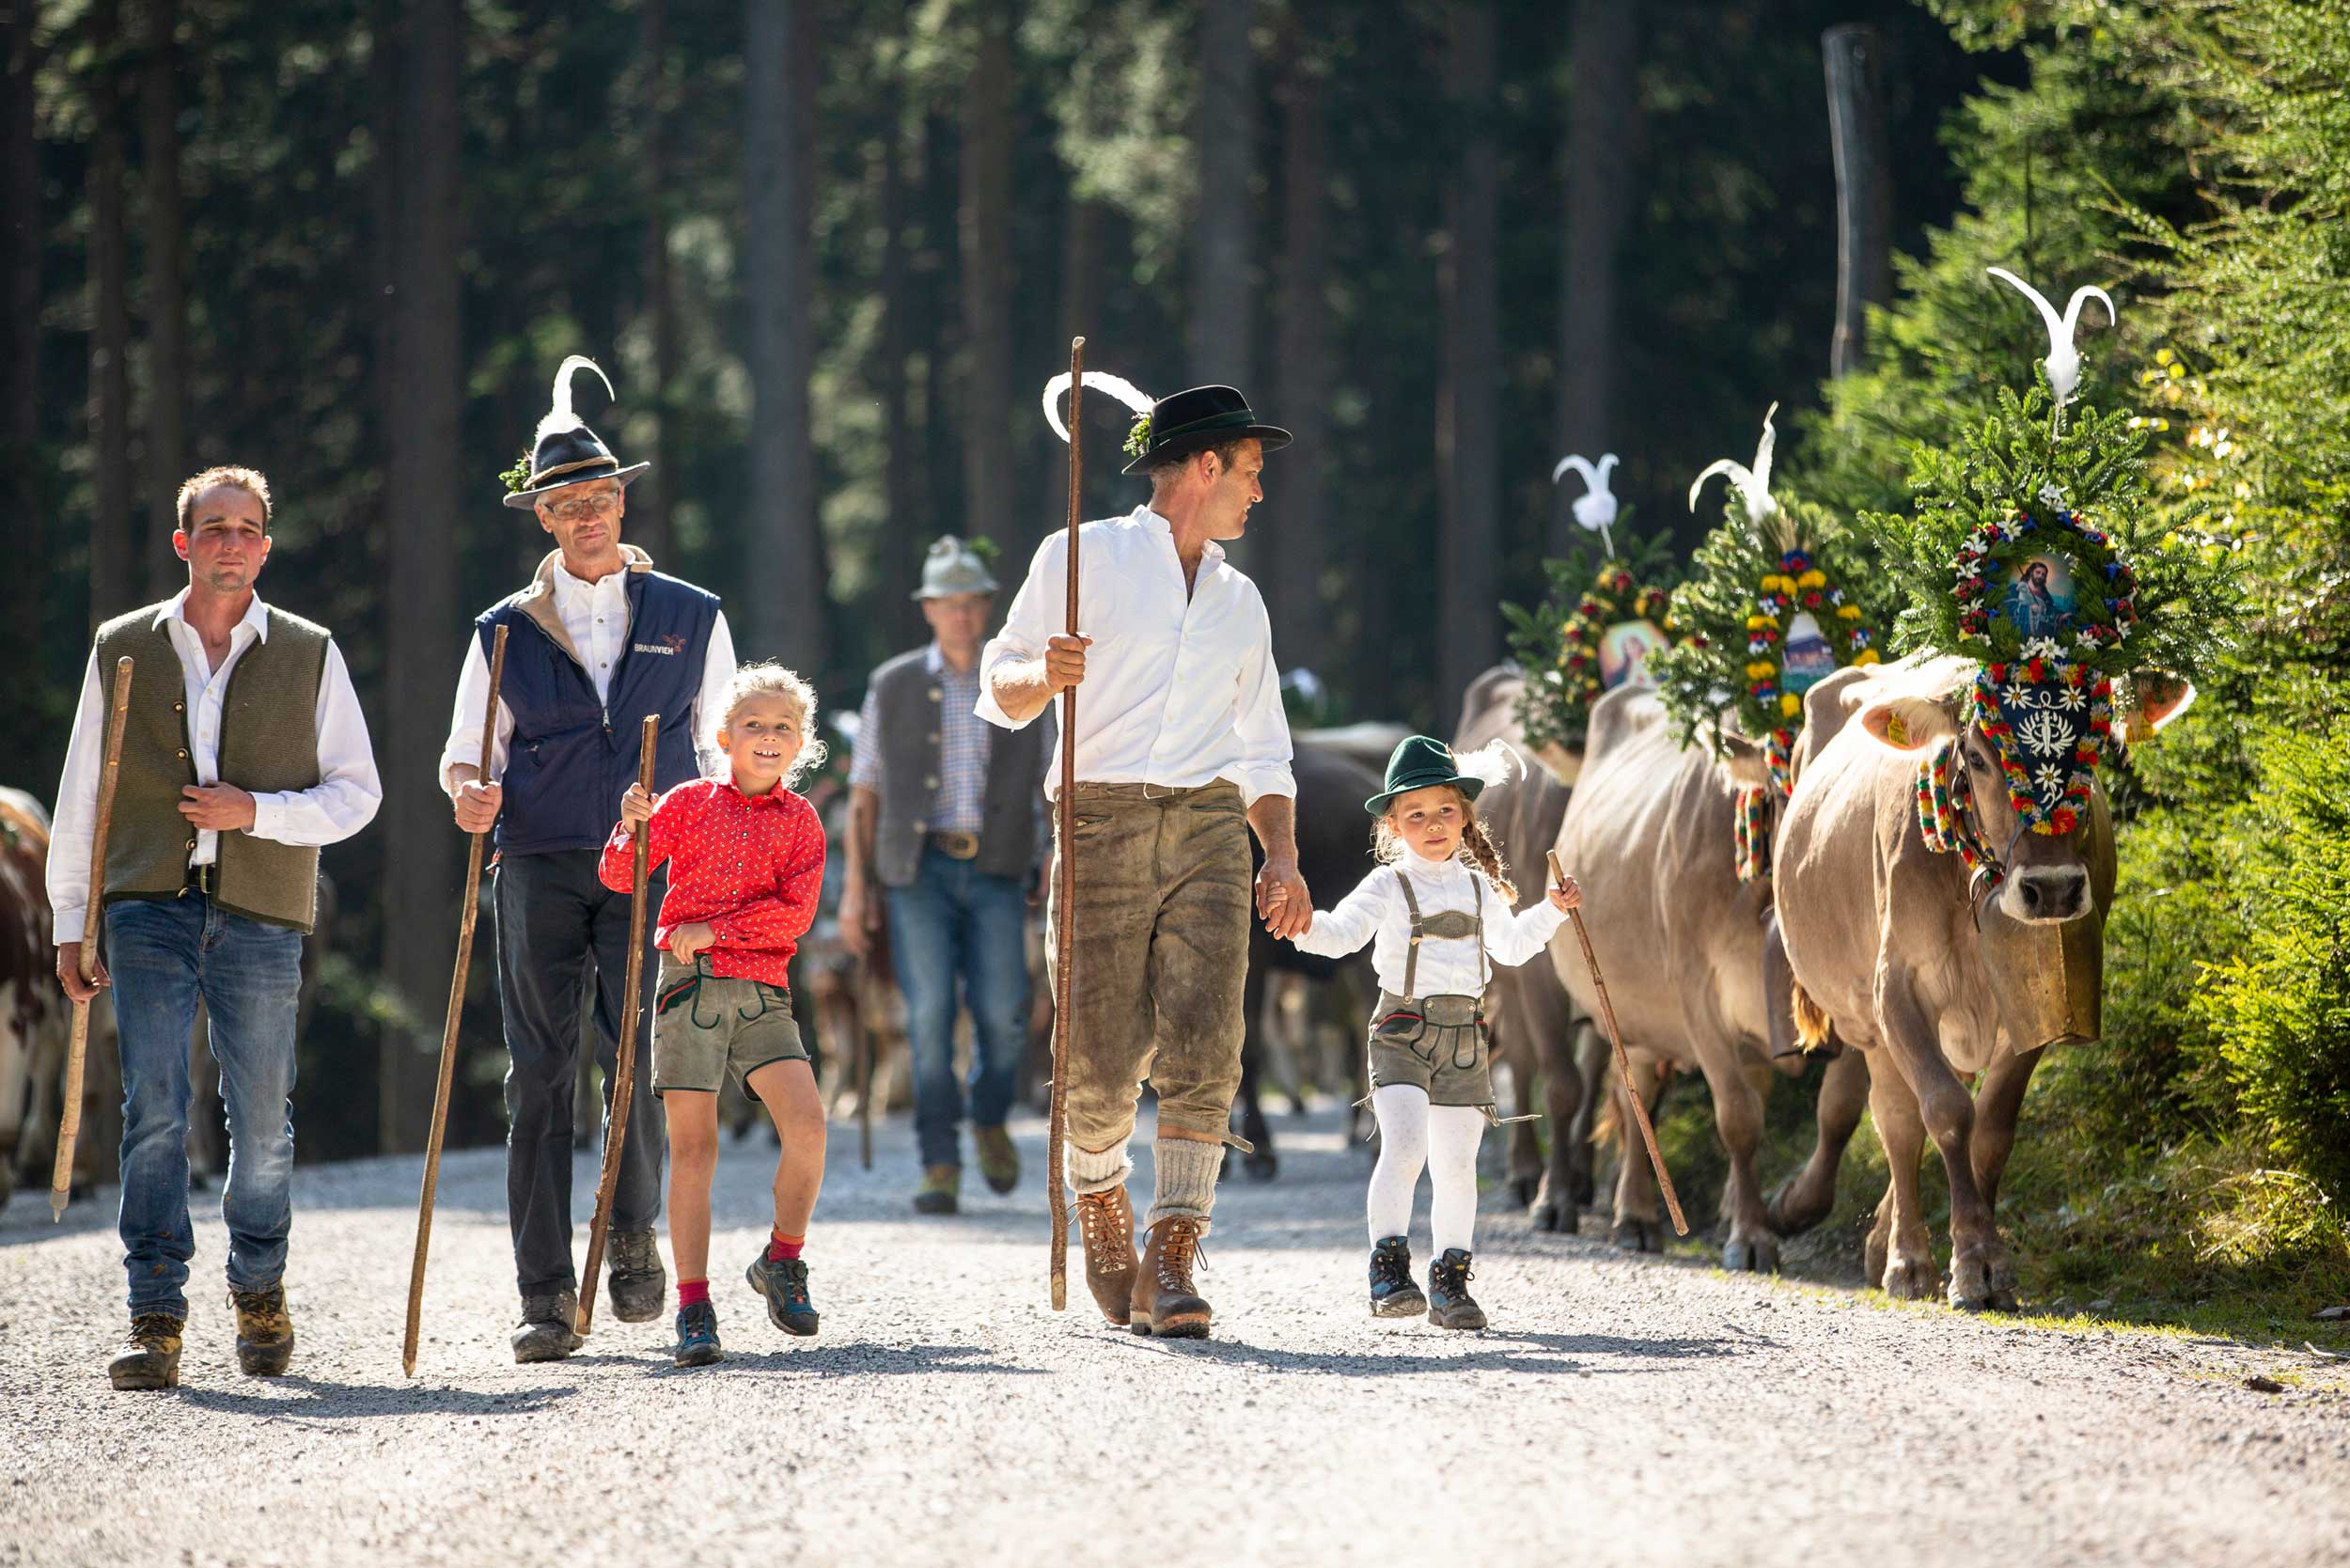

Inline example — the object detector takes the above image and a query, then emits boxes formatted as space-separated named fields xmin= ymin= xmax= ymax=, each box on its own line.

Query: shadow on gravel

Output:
xmin=634 ymin=1341 xmax=1042 ymax=1379
xmin=1115 ymin=1328 xmax=1748 ymax=1378
xmin=175 ymin=1376 xmax=577 ymax=1419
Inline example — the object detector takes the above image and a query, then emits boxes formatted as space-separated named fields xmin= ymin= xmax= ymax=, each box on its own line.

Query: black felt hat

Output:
xmin=501 ymin=355 xmax=650 ymax=510
xmin=1120 ymin=384 xmax=1292 ymax=475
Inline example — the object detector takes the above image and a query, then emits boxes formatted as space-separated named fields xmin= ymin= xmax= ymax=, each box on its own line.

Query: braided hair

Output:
xmin=1371 ymin=784 xmax=1519 ymax=904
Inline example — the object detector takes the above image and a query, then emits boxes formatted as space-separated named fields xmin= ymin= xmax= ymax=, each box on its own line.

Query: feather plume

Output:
xmin=1985 ymin=268 xmax=2116 ymax=404
xmin=538 ymin=354 xmax=617 ymax=443
xmin=1043 ymin=370 xmax=1154 ymax=442
xmin=1451 ymin=739 xmax=1517 ymax=792
xmin=1688 ymin=401 xmax=1780 ymax=536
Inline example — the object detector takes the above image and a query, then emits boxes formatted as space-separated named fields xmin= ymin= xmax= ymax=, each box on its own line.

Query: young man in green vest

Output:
xmin=49 ymin=465 xmax=383 ymax=1390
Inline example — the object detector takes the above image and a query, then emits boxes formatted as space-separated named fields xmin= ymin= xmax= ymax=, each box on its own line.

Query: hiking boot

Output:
xmin=229 ymin=1283 xmax=295 ymax=1375
xmin=107 ymin=1313 xmax=184 ymax=1391
xmin=975 ymin=1124 xmax=1020 ymax=1195
xmin=912 ymin=1165 xmax=960 ymax=1215
xmin=512 ymin=1290 xmax=584 ymax=1363
xmin=1130 ymin=1217 xmax=1211 ymax=1340
xmin=745 ymin=1250 xmax=820 ymax=1337
xmin=673 ymin=1301 xmax=722 ymax=1368
xmin=606 ymin=1230 xmax=667 ymax=1323
xmin=1368 ymin=1236 xmax=1427 ymax=1319
xmin=1075 ymin=1184 xmax=1138 ymax=1326
xmin=1427 ymin=1247 xmax=1487 ymax=1331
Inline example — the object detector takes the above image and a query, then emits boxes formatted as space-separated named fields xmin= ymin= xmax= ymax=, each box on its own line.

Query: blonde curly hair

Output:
xmin=710 ymin=661 xmax=828 ymax=789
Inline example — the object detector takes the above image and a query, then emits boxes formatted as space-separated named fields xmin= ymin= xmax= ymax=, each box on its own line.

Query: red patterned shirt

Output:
xmin=598 ymin=776 xmax=827 ymax=988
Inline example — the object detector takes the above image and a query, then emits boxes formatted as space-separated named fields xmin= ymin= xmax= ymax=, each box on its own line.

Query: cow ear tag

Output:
xmin=1884 ymin=711 xmax=1908 ymax=746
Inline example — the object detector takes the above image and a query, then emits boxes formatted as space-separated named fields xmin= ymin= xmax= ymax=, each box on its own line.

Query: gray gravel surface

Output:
xmin=5 ymin=1106 xmax=2346 ymax=1568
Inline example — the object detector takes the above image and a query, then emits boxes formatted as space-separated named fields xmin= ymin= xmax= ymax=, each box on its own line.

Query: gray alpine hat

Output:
xmin=913 ymin=535 xmax=999 ymax=600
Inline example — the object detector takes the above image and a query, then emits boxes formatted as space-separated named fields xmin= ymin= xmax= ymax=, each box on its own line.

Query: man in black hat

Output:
xmin=979 ymin=383 xmax=1311 ymax=1341
xmin=439 ymin=355 xmax=738 ymax=1361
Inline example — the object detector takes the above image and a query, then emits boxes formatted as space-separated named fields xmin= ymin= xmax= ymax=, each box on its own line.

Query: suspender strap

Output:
xmin=1394 ymin=868 xmax=1422 ymax=1003
xmin=1472 ymin=874 xmax=1488 ymax=993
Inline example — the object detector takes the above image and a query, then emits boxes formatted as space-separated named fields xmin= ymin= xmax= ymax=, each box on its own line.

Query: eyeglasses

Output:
xmin=544 ymin=492 xmax=621 ymax=522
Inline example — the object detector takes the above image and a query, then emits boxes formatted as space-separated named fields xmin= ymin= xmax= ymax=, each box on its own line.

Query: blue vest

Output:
xmin=478 ymin=570 xmax=720 ymax=855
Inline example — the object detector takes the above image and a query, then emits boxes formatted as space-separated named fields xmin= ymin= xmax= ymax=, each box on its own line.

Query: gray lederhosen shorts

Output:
xmin=1367 ymin=991 xmax=1496 ymax=1109
xmin=651 ymin=953 xmax=807 ymax=1096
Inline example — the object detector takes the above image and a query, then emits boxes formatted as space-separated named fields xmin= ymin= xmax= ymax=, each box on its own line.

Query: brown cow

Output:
xmin=1772 ymin=652 xmax=2181 ymax=1308
xmin=0 ymin=788 xmax=120 ymax=1207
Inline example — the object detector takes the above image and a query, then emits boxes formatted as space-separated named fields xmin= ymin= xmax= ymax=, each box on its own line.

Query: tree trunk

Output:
xmin=1270 ymin=12 xmax=1328 ymax=677
xmin=1189 ymin=0 xmax=1254 ymax=387
xmin=377 ymin=0 xmax=463 ymax=1153
xmin=1436 ymin=2 xmax=1499 ymax=731
xmin=1824 ymin=24 xmax=1892 ymax=380
xmin=742 ymin=0 xmax=827 ymax=671
xmin=631 ymin=0 xmax=674 ymax=561
xmin=957 ymin=4 xmax=1013 ymax=552
xmin=878 ymin=90 xmax=920 ymax=633
xmin=3 ymin=0 xmax=44 ymax=666
xmin=138 ymin=0 xmax=186 ymax=598
xmin=1048 ymin=193 xmax=1101 ymax=533
xmin=86 ymin=0 xmax=135 ymax=630
xmin=1553 ymin=0 xmax=1637 ymax=553
xmin=919 ymin=112 xmax=955 ymax=549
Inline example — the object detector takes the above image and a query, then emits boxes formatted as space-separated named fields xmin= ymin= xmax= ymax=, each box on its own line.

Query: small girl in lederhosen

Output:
xmin=1286 ymin=736 xmax=1580 ymax=1329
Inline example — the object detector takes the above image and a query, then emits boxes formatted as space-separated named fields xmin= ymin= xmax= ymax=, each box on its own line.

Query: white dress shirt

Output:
xmin=438 ymin=552 xmax=738 ymax=792
xmin=47 ymin=589 xmax=384 ymax=945
xmin=975 ymin=506 xmax=1295 ymax=806
xmin=1292 ymin=854 xmax=1566 ymax=998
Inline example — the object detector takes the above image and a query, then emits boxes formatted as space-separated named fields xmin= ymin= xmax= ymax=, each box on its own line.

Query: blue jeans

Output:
xmin=106 ymin=892 xmax=304 ymax=1319
xmin=885 ymin=848 xmax=1030 ymax=1170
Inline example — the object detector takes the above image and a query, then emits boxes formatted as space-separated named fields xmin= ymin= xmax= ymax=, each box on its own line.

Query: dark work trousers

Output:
xmin=492 ymin=847 xmax=666 ymax=1297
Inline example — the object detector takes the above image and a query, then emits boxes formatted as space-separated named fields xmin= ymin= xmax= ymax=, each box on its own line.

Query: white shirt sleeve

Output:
xmin=692 ymin=610 xmax=739 ymax=777
xmin=1482 ymin=887 xmax=1568 ymax=970
xmin=1291 ymin=866 xmax=1392 ymax=960
xmin=438 ymin=630 xmax=515 ymax=796
xmin=848 ymin=684 xmax=883 ymax=791
xmin=244 ymin=640 xmax=384 ymax=849
xmin=976 ymin=533 xmax=1064 ymax=731
xmin=1228 ymin=585 xmax=1296 ymax=808
xmin=44 ymin=652 xmax=106 ymax=947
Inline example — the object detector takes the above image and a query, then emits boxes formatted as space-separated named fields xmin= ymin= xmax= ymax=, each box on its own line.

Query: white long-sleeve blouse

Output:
xmin=1291 ymin=852 xmax=1565 ymax=998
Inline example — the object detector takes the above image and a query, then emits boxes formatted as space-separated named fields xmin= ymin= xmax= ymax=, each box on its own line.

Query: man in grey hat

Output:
xmin=842 ymin=537 xmax=1047 ymax=1215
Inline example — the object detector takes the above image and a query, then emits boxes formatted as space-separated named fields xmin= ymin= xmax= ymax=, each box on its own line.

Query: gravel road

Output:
xmin=4 ymin=1105 xmax=2345 ymax=1568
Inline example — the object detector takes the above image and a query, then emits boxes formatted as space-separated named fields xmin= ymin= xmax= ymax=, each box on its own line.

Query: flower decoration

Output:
xmin=1503 ymin=529 xmax=1682 ymax=756
xmin=1122 ymin=413 xmax=1152 ymax=463
xmin=500 ymin=447 xmax=534 ymax=494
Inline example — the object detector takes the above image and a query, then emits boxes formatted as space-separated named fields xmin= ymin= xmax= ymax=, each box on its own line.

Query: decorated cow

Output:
xmin=0 ymin=788 xmax=120 ymax=1206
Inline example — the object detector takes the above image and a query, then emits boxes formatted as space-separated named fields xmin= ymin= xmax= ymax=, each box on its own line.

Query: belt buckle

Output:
xmin=934 ymin=831 xmax=979 ymax=860
xmin=187 ymin=862 xmax=216 ymax=897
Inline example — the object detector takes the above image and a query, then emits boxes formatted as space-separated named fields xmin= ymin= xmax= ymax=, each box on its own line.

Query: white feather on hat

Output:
xmin=536 ymin=354 xmax=617 ymax=444
xmin=1450 ymin=739 xmax=1517 ymax=792
xmin=1985 ymin=268 xmax=2116 ymax=406
xmin=1689 ymin=401 xmax=1781 ymax=534
xmin=1042 ymin=370 xmax=1155 ymax=442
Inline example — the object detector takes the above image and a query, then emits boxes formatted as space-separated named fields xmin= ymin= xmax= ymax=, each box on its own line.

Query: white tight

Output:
xmin=1366 ymin=1084 xmax=1486 ymax=1256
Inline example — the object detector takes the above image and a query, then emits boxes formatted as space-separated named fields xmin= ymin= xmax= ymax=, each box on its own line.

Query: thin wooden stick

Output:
xmin=52 ymin=655 xmax=134 ymax=1222
xmin=403 ymin=624 xmax=508 ymax=1375
xmin=1548 ymin=850 xmax=1687 ymax=1235
xmin=856 ymin=981 xmax=873 ymax=1171
xmin=1047 ymin=335 xmax=1085 ymax=1311
xmin=576 ymin=713 xmax=660 ymax=1336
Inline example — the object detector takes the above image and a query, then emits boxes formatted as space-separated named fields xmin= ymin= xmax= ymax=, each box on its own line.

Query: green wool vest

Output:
xmin=91 ymin=602 xmax=332 ymax=933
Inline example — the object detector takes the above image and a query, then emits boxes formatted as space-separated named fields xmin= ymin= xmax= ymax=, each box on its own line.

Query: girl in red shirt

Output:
xmin=604 ymin=662 xmax=829 ymax=1366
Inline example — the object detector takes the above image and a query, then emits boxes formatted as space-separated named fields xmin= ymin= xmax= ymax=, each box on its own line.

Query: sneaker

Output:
xmin=1427 ymin=1247 xmax=1487 ymax=1331
xmin=107 ymin=1313 xmax=184 ymax=1391
xmin=228 ymin=1283 xmax=295 ymax=1375
xmin=912 ymin=1165 xmax=960 ymax=1215
xmin=673 ymin=1301 xmax=723 ymax=1367
xmin=606 ymin=1230 xmax=667 ymax=1324
xmin=745 ymin=1250 xmax=820 ymax=1337
xmin=511 ymin=1289 xmax=584 ymax=1363
xmin=1368 ymin=1236 xmax=1427 ymax=1319
xmin=974 ymin=1125 xmax=1020 ymax=1195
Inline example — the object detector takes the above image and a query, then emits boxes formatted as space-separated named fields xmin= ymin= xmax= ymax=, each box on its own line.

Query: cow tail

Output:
xmin=1791 ymin=980 xmax=1835 ymax=1054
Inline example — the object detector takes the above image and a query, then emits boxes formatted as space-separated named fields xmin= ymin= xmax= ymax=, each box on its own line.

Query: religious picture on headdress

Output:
xmin=1599 ymin=619 xmax=1667 ymax=691
xmin=2000 ymin=556 xmax=2078 ymax=639
xmin=1779 ymin=611 xmax=1838 ymax=694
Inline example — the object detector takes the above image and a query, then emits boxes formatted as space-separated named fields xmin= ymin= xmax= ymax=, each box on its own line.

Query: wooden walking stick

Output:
xmin=403 ymin=623 xmax=508 ymax=1375
xmin=856 ymin=992 xmax=873 ymax=1170
xmin=1547 ymin=850 xmax=1687 ymax=1236
xmin=52 ymin=655 xmax=134 ymax=1222
xmin=1045 ymin=335 xmax=1086 ymax=1311
xmin=576 ymin=713 xmax=660 ymax=1336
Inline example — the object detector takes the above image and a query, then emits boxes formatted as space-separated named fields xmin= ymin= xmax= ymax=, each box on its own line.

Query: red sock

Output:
xmin=768 ymin=1230 xmax=804 ymax=1262
xmin=678 ymin=1278 xmax=710 ymax=1309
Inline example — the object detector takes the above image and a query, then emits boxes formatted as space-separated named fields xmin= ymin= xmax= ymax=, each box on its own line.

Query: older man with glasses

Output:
xmin=439 ymin=356 xmax=738 ymax=1361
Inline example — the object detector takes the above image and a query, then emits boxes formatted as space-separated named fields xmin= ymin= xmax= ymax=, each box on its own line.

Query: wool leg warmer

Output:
xmin=1066 ymin=1137 xmax=1133 ymax=1197
xmin=1427 ymin=1105 xmax=1487 ymax=1255
xmin=1367 ymin=1085 xmax=1432 ymax=1247
xmin=1145 ymin=1137 xmax=1223 ymax=1231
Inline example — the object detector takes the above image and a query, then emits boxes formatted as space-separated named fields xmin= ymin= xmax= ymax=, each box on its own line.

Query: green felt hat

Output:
xmin=1365 ymin=735 xmax=1486 ymax=817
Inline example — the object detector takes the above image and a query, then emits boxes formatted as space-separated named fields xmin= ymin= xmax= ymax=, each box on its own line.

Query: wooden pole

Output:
xmin=1046 ymin=336 xmax=1085 ymax=1310
xmin=1548 ymin=850 xmax=1686 ymax=1235
xmin=402 ymin=623 xmax=507 ymax=1375
xmin=856 ymin=984 xmax=873 ymax=1170
xmin=52 ymin=655 xmax=134 ymax=1221
xmin=576 ymin=713 xmax=660 ymax=1336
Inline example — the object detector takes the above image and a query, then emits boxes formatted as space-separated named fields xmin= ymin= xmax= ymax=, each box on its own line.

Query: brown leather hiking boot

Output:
xmin=229 ymin=1284 xmax=295 ymax=1375
xmin=1074 ymin=1185 xmax=1138 ymax=1326
xmin=1129 ymin=1216 xmax=1211 ymax=1340
xmin=108 ymin=1313 xmax=184 ymax=1390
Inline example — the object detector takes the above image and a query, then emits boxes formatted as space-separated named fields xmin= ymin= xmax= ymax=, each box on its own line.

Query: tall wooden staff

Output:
xmin=1046 ymin=335 xmax=1086 ymax=1310
xmin=52 ymin=655 xmax=134 ymax=1221
xmin=576 ymin=713 xmax=660 ymax=1336
xmin=1548 ymin=850 xmax=1687 ymax=1235
xmin=403 ymin=624 xmax=508 ymax=1375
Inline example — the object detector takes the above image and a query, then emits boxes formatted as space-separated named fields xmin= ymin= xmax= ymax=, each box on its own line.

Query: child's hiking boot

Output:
xmin=975 ymin=1124 xmax=1020 ymax=1195
xmin=1427 ymin=1247 xmax=1487 ymax=1331
xmin=1075 ymin=1185 xmax=1138 ymax=1326
xmin=1368 ymin=1236 xmax=1427 ymax=1319
xmin=673 ymin=1301 xmax=723 ymax=1367
xmin=1130 ymin=1217 xmax=1212 ymax=1340
xmin=107 ymin=1313 xmax=184 ymax=1390
xmin=745 ymin=1250 xmax=820 ymax=1337
xmin=228 ymin=1283 xmax=295 ymax=1375
xmin=912 ymin=1164 xmax=960 ymax=1215
xmin=606 ymin=1230 xmax=668 ymax=1323
xmin=511 ymin=1289 xmax=584 ymax=1363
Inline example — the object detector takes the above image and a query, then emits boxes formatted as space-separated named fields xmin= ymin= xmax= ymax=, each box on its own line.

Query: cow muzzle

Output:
xmin=2004 ymin=864 xmax=2091 ymax=924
